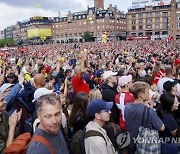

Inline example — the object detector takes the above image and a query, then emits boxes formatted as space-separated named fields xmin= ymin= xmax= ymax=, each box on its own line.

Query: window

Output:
xmin=138 ymin=14 xmax=143 ymax=18
xmin=163 ymin=23 xmax=168 ymax=29
xmin=139 ymin=25 xmax=143 ymax=30
xmin=131 ymin=14 xmax=136 ymax=18
xmin=132 ymin=20 xmax=136 ymax=24
xmin=163 ymin=17 xmax=168 ymax=23
xmin=132 ymin=26 xmax=136 ymax=30
xmin=155 ymin=18 xmax=160 ymax=23
xmin=163 ymin=12 xmax=168 ymax=16
xmin=139 ymin=19 xmax=143 ymax=24
xmin=146 ymin=25 xmax=151 ymax=29
xmin=155 ymin=12 xmax=160 ymax=17
xmin=146 ymin=13 xmax=152 ymax=17
xmin=78 ymin=16 xmax=81 ymax=19
xmin=146 ymin=18 xmax=152 ymax=24
xmin=155 ymin=24 xmax=160 ymax=29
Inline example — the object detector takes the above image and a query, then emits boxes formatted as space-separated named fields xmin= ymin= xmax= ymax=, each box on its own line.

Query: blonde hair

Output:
xmin=89 ymin=89 xmax=102 ymax=102
xmin=130 ymin=81 xmax=150 ymax=99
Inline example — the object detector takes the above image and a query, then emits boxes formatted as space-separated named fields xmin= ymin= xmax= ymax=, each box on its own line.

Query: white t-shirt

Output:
xmin=157 ymin=77 xmax=173 ymax=94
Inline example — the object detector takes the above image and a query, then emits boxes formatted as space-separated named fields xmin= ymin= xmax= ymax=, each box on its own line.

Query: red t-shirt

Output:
xmin=115 ymin=92 xmax=135 ymax=131
xmin=72 ymin=75 xmax=90 ymax=94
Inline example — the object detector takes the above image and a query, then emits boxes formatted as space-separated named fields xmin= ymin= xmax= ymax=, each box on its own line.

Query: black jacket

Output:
xmin=101 ymin=83 xmax=120 ymax=125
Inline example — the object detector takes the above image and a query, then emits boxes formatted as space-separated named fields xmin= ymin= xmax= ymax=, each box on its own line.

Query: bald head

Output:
xmin=34 ymin=74 xmax=46 ymax=88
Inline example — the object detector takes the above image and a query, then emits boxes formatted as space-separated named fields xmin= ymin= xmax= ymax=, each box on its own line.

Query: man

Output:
xmin=157 ymin=65 xmax=174 ymax=94
xmin=26 ymin=93 xmax=68 ymax=154
xmin=115 ymin=75 xmax=134 ymax=131
xmin=101 ymin=70 xmax=119 ymax=124
xmin=0 ymin=93 xmax=22 ymax=153
xmin=124 ymin=81 xmax=165 ymax=153
xmin=72 ymin=51 xmax=90 ymax=94
xmin=85 ymin=99 xmax=115 ymax=154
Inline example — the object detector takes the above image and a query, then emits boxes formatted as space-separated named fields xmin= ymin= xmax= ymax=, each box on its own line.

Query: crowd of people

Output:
xmin=0 ymin=39 xmax=180 ymax=154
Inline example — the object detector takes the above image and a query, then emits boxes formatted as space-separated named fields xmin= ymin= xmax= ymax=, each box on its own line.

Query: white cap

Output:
xmin=118 ymin=75 xmax=132 ymax=87
xmin=33 ymin=88 xmax=53 ymax=102
xmin=103 ymin=71 xmax=117 ymax=80
xmin=0 ymin=83 xmax=14 ymax=93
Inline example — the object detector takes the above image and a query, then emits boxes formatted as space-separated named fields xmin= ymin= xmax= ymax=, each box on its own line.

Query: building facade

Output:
xmin=52 ymin=0 xmax=126 ymax=43
xmin=127 ymin=0 xmax=180 ymax=40
xmin=13 ymin=17 xmax=53 ymax=45
xmin=4 ymin=25 xmax=16 ymax=39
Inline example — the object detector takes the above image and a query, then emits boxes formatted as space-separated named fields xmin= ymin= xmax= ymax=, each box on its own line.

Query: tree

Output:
xmin=82 ymin=31 xmax=94 ymax=42
xmin=0 ymin=38 xmax=14 ymax=47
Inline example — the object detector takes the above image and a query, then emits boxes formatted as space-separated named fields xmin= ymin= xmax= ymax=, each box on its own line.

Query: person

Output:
xmin=115 ymin=74 xmax=134 ymax=131
xmin=157 ymin=93 xmax=179 ymax=154
xmin=69 ymin=92 xmax=89 ymax=134
xmin=0 ymin=93 xmax=22 ymax=153
xmin=85 ymin=99 xmax=115 ymax=154
xmin=101 ymin=70 xmax=119 ymax=124
xmin=157 ymin=65 xmax=174 ymax=94
xmin=163 ymin=80 xmax=178 ymax=95
xmin=89 ymin=88 xmax=102 ymax=102
xmin=72 ymin=51 xmax=90 ymax=94
xmin=26 ymin=93 xmax=69 ymax=154
xmin=124 ymin=81 xmax=165 ymax=153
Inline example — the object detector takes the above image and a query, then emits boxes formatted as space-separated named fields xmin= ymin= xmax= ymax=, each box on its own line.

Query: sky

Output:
xmin=0 ymin=0 xmax=132 ymax=30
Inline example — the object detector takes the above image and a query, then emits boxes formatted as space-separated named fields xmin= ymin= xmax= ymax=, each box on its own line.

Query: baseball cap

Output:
xmin=163 ymin=80 xmax=178 ymax=93
xmin=95 ymin=69 xmax=104 ymax=77
xmin=0 ymin=83 xmax=14 ymax=93
xmin=103 ymin=71 xmax=117 ymax=80
xmin=118 ymin=75 xmax=132 ymax=87
xmin=33 ymin=88 xmax=53 ymax=102
xmin=87 ymin=99 xmax=113 ymax=116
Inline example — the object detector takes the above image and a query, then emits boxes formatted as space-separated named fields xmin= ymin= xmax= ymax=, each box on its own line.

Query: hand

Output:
xmin=18 ymin=73 xmax=24 ymax=84
xmin=79 ymin=51 xmax=86 ymax=61
xmin=9 ymin=111 xmax=18 ymax=129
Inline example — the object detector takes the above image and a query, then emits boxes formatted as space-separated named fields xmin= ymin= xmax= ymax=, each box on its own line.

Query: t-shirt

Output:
xmin=115 ymin=92 xmax=135 ymax=130
xmin=72 ymin=75 xmax=90 ymax=94
xmin=115 ymin=92 xmax=135 ymax=120
xmin=26 ymin=128 xmax=69 ymax=154
xmin=157 ymin=77 xmax=173 ymax=94
xmin=159 ymin=114 xmax=177 ymax=143
xmin=124 ymin=103 xmax=163 ymax=139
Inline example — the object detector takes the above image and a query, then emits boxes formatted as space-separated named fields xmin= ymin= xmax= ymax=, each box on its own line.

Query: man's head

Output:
xmin=130 ymin=81 xmax=150 ymax=101
xmin=163 ymin=80 xmax=178 ymax=94
xmin=118 ymin=75 xmax=133 ymax=90
xmin=0 ymin=83 xmax=14 ymax=97
xmin=87 ymin=99 xmax=113 ymax=125
xmin=103 ymin=71 xmax=117 ymax=85
xmin=37 ymin=93 xmax=62 ymax=134
xmin=34 ymin=73 xmax=46 ymax=88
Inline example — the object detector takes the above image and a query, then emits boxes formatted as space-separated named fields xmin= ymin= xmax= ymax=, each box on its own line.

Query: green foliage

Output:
xmin=82 ymin=31 xmax=94 ymax=42
xmin=0 ymin=38 xmax=14 ymax=47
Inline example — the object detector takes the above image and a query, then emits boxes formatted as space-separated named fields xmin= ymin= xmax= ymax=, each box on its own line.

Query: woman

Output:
xmin=89 ymin=88 xmax=102 ymax=102
xmin=69 ymin=92 xmax=89 ymax=134
xmin=157 ymin=93 xmax=179 ymax=154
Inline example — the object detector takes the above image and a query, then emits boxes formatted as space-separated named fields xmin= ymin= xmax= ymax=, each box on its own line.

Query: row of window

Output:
xmin=131 ymin=17 xmax=169 ymax=24
xmin=132 ymin=24 xmax=168 ymax=30
xmin=131 ymin=11 xmax=169 ymax=18
xmin=53 ymin=19 xmax=126 ymax=28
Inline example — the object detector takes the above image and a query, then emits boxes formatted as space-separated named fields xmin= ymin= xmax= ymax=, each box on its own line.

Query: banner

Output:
xmin=27 ymin=28 xmax=52 ymax=38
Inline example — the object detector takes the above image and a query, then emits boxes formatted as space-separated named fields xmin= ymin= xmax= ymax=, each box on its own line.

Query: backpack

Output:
xmin=136 ymin=107 xmax=161 ymax=154
xmin=4 ymin=132 xmax=56 ymax=154
xmin=70 ymin=128 xmax=107 ymax=154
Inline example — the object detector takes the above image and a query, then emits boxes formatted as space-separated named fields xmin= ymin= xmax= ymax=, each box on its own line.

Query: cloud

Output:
xmin=0 ymin=0 xmax=131 ymax=30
